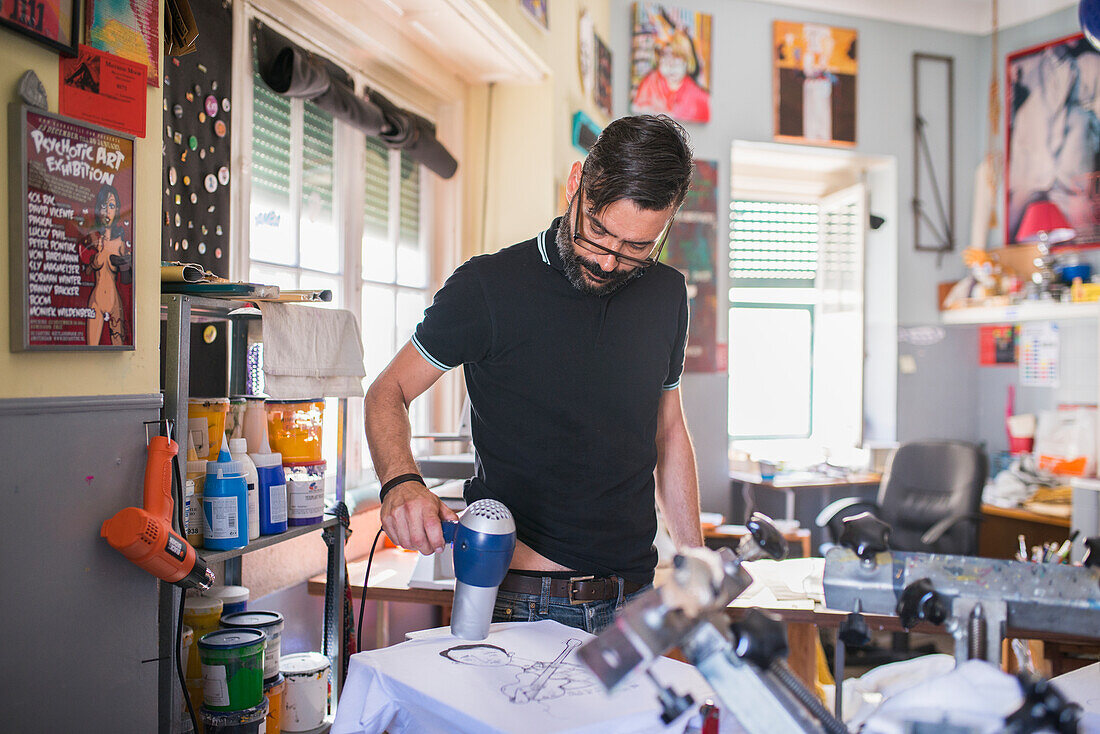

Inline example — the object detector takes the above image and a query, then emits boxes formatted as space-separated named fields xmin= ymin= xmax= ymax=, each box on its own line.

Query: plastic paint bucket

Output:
xmin=205 ymin=585 xmax=250 ymax=615
xmin=284 ymin=461 xmax=326 ymax=527
xmin=183 ymin=595 xmax=224 ymax=679
xmin=188 ymin=398 xmax=230 ymax=460
xmin=264 ymin=673 xmax=285 ymax=734
xmin=279 ymin=652 xmax=330 ymax=732
xmin=265 ymin=399 xmax=325 ymax=464
xmin=200 ymin=698 xmax=269 ymax=734
xmin=198 ymin=628 xmax=266 ymax=712
xmin=185 ymin=677 xmax=205 ymax=720
xmin=221 ymin=610 xmax=284 ymax=681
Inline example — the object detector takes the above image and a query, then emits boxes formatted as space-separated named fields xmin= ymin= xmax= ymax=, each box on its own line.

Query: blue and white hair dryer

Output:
xmin=442 ymin=499 xmax=516 ymax=640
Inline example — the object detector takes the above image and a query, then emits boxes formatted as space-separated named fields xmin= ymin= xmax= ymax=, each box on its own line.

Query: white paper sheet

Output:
xmin=332 ymin=620 xmax=725 ymax=734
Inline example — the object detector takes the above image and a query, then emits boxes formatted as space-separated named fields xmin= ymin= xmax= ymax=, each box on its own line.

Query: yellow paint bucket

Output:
xmin=264 ymin=399 xmax=324 ymax=464
xmin=188 ymin=398 xmax=230 ymax=460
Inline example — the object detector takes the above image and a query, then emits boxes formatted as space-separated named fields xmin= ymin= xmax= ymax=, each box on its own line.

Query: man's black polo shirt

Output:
xmin=412 ymin=218 xmax=688 ymax=585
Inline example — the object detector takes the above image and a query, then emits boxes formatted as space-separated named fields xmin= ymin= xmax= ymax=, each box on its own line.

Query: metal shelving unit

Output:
xmin=160 ymin=293 xmax=347 ymax=734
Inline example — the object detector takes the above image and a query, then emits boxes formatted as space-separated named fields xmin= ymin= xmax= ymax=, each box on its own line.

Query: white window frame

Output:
xmin=230 ymin=0 xmax=461 ymax=490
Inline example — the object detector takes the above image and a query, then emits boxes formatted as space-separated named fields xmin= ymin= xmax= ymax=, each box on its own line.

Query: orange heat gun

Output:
xmin=101 ymin=424 xmax=215 ymax=590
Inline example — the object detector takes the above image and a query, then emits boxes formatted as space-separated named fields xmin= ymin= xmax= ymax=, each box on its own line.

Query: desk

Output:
xmin=730 ymin=471 xmax=881 ymax=552
xmin=704 ymin=524 xmax=812 ymax=558
xmin=979 ymin=504 xmax=1072 ymax=559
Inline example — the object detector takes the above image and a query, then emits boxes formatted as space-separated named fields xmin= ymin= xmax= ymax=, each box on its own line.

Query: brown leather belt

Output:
xmin=499 ymin=572 xmax=645 ymax=604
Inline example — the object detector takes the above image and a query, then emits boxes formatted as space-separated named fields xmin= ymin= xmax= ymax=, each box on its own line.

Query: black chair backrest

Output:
xmin=878 ymin=440 xmax=988 ymax=554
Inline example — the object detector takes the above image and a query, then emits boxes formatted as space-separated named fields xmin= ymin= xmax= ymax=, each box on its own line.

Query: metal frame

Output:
xmin=912 ymin=53 xmax=956 ymax=253
xmin=159 ymin=294 xmax=347 ymax=731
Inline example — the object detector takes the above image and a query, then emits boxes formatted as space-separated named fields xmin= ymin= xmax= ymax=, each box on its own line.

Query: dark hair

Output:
xmin=439 ymin=643 xmax=508 ymax=662
xmin=581 ymin=114 xmax=694 ymax=214
xmin=95 ymin=183 xmax=125 ymax=239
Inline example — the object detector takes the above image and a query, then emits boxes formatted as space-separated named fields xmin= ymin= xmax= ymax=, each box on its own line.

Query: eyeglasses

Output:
xmin=571 ymin=184 xmax=674 ymax=269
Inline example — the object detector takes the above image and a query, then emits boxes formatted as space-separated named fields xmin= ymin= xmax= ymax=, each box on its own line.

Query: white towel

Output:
xmin=258 ymin=303 xmax=366 ymax=398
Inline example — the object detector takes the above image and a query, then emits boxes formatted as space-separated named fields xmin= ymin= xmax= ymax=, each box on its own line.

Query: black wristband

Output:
xmin=379 ymin=472 xmax=426 ymax=503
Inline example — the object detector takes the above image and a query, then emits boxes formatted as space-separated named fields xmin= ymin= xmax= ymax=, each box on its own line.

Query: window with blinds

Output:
xmin=730 ymin=201 xmax=819 ymax=288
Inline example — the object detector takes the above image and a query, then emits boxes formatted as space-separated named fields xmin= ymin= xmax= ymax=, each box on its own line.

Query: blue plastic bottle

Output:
xmin=250 ymin=449 xmax=288 ymax=535
xmin=203 ymin=438 xmax=248 ymax=550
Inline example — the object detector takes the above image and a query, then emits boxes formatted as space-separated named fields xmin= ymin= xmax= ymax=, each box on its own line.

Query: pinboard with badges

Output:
xmin=161 ymin=0 xmax=232 ymax=277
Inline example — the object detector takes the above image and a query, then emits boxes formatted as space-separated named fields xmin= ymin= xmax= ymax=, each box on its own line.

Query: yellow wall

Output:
xmin=0 ymin=23 xmax=163 ymax=399
xmin=466 ymin=0 xmax=613 ymax=258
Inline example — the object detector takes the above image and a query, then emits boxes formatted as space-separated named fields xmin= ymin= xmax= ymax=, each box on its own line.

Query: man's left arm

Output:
xmin=654 ymin=387 xmax=703 ymax=548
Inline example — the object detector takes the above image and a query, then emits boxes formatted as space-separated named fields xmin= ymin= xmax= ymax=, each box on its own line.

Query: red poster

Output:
xmin=13 ymin=108 xmax=135 ymax=350
xmin=979 ymin=325 xmax=1017 ymax=365
xmin=60 ymin=44 xmax=146 ymax=138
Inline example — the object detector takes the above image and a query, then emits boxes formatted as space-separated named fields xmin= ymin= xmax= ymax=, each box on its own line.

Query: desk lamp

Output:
xmin=1016 ymin=200 xmax=1076 ymax=295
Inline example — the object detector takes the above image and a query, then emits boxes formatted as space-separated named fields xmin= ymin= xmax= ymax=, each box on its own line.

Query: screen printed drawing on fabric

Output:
xmin=440 ymin=639 xmax=598 ymax=704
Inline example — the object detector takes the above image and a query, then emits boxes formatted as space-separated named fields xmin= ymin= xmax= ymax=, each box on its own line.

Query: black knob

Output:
xmin=746 ymin=512 xmax=789 ymax=560
xmin=839 ymin=609 xmax=871 ymax=648
xmin=839 ymin=512 xmax=891 ymax=560
xmin=1083 ymin=537 xmax=1100 ymax=569
xmin=896 ymin=577 xmax=948 ymax=630
xmin=730 ymin=608 xmax=788 ymax=669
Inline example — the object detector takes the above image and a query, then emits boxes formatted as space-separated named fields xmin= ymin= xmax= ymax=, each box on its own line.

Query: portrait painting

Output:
xmin=629 ymin=3 xmax=712 ymax=124
xmin=773 ymin=20 xmax=857 ymax=147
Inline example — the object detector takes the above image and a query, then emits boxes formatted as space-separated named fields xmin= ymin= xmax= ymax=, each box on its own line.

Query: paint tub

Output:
xmin=184 ymin=595 xmax=224 ymax=679
xmin=188 ymin=398 xmax=230 ymax=460
xmin=205 ymin=585 xmax=250 ymax=615
xmin=198 ymin=628 xmax=266 ymax=712
xmin=280 ymin=652 xmax=330 ymax=732
xmin=220 ymin=610 xmax=284 ymax=681
xmin=186 ymin=460 xmax=207 ymax=547
xmin=200 ymin=698 xmax=269 ymax=734
xmin=265 ymin=399 xmax=325 ymax=464
xmin=264 ymin=673 xmax=285 ymax=734
xmin=185 ymin=677 xmax=205 ymax=723
xmin=284 ymin=461 xmax=326 ymax=527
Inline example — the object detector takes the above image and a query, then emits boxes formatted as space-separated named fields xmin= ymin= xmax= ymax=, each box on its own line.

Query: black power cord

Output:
xmin=355 ymin=526 xmax=385 ymax=651
xmin=171 ymin=452 xmax=199 ymax=734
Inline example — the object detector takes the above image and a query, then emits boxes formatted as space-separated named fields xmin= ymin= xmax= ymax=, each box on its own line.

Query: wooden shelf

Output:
xmin=198 ymin=517 xmax=338 ymax=564
xmin=940 ymin=301 xmax=1100 ymax=325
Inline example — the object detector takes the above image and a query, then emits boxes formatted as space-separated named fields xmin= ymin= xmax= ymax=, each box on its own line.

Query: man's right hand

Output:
xmin=380 ymin=480 xmax=460 ymax=555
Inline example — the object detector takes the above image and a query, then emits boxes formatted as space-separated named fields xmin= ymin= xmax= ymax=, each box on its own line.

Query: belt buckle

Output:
xmin=567 ymin=575 xmax=596 ymax=605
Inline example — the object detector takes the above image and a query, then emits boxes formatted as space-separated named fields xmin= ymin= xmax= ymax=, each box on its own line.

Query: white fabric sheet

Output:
xmin=332 ymin=620 xmax=723 ymax=734
xmin=257 ymin=303 xmax=366 ymax=398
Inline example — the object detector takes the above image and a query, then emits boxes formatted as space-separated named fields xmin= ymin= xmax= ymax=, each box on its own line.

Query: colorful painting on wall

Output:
xmin=629 ymin=3 xmax=711 ymax=124
xmin=85 ymin=0 xmax=159 ymax=85
xmin=773 ymin=20 xmax=857 ymax=147
xmin=661 ymin=159 xmax=720 ymax=372
xmin=595 ymin=33 xmax=612 ymax=119
xmin=520 ymin=0 xmax=548 ymax=31
xmin=0 ymin=0 xmax=79 ymax=55
xmin=11 ymin=107 xmax=135 ymax=350
xmin=1006 ymin=33 xmax=1100 ymax=248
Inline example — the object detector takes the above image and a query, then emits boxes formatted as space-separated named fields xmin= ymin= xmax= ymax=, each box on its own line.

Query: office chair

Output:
xmin=815 ymin=440 xmax=989 ymax=555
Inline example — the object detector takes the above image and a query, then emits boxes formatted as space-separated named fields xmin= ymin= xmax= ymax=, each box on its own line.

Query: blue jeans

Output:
xmin=491 ymin=578 xmax=653 ymax=634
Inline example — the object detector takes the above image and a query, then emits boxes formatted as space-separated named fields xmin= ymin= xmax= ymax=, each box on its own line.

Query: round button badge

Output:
xmin=204 ymin=174 xmax=218 ymax=193
xmin=205 ymin=95 xmax=218 ymax=117
xmin=214 ymin=120 xmax=227 ymax=138
xmin=218 ymin=166 xmax=230 ymax=186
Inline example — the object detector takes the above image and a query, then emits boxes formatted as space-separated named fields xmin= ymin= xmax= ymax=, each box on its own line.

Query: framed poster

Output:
xmin=520 ymin=0 xmax=547 ymax=32
xmin=773 ymin=21 xmax=857 ymax=147
xmin=1006 ymin=33 xmax=1100 ymax=249
xmin=0 ymin=0 xmax=80 ymax=55
xmin=9 ymin=105 xmax=135 ymax=350
xmin=595 ymin=33 xmax=612 ymax=118
xmin=630 ymin=3 xmax=711 ymax=124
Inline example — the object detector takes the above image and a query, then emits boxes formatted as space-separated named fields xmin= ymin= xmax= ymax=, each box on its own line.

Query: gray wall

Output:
xmin=0 ymin=395 xmax=162 ymax=732
xmin=609 ymin=0 xmax=984 ymax=512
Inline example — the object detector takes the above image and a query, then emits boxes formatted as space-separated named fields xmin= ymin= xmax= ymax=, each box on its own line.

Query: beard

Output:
xmin=556 ymin=201 xmax=637 ymax=297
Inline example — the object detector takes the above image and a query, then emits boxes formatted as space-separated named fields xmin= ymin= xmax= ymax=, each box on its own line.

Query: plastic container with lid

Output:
xmin=198 ymin=628 xmax=266 ymax=712
xmin=284 ymin=461 xmax=326 ymax=527
xmin=203 ymin=440 xmax=248 ymax=550
xmin=183 ymin=595 xmax=224 ymax=679
xmin=187 ymin=397 xmax=230 ymax=460
xmin=229 ymin=438 xmax=260 ymax=541
xmin=263 ymin=673 xmax=285 ymax=734
xmin=265 ymin=399 xmax=325 ymax=464
xmin=204 ymin=584 xmax=250 ymax=615
xmin=185 ymin=459 xmax=207 ymax=547
xmin=251 ymin=450 xmax=287 ymax=535
xmin=221 ymin=610 xmax=284 ymax=681
xmin=241 ymin=397 xmax=270 ymax=454
xmin=200 ymin=697 xmax=269 ymax=734
xmin=280 ymin=652 xmax=330 ymax=732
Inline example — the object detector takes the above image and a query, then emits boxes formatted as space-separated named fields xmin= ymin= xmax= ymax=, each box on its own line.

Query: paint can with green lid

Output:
xmin=198 ymin=628 xmax=266 ymax=711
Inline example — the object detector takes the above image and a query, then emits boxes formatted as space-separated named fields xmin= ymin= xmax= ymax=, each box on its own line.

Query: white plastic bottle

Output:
xmin=229 ymin=438 xmax=260 ymax=540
